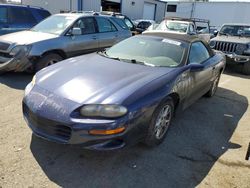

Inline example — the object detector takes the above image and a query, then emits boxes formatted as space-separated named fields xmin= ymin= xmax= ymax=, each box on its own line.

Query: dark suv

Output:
xmin=0 ymin=4 xmax=51 ymax=35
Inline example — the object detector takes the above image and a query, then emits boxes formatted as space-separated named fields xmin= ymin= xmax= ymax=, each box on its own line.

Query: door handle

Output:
xmin=3 ymin=25 xmax=9 ymax=28
xmin=92 ymin=36 xmax=97 ymax=40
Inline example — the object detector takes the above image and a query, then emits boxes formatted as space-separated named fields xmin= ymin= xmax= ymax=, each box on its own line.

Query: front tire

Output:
xmin=35 ymin=53 xmax=63 ymax=72
xmin=242 ymin=62 xmax=250 ymax=75
xmin=144 ymin=98 xmax=174 ymax=147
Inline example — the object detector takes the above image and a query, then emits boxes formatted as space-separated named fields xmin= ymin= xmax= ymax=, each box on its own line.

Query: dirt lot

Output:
xmin=0 ymin=67 xmax=250 ymax=188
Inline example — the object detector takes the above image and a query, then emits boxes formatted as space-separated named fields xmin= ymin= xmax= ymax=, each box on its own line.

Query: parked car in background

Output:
xmin=101 ymin=11 xmax=137 ymax=35
xmin=198 ymin=26 xmax=220 ymax=39
xmin=134 ymin=19 xmax=155 ymax=34
xmin=210 ymin=23 xmax=250 ymax=75
xmin=0 ymin=12 xmax=131 ymax=74
xmin=23 ymin=32 xmax=225 ymax=150
xmin=0 ymin=4 xmax=51 ymax=35
xmin=149 ymin=17 xmax=211 ymax=42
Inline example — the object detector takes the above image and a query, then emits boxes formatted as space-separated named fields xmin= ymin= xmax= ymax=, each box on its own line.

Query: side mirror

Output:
xmin=189 ymin=63 xmax=204 ymax=72
xmin=72 ymin=27 xmax=82 ymax=36
xmin=214 ymin=30 xmax=218 ymax=36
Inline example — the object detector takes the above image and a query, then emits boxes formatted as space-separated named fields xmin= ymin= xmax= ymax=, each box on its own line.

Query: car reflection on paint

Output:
xmin=23 ymin=31 xmax=226 ymax=150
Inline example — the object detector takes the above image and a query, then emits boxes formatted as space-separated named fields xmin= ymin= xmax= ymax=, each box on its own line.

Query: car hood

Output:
xmin=36 ymin=53 xmax=174 ymax=104
xmin=211 ymin=35 xmax=250 ymax=44
xmin=0 ymin=30 xmax=58 ymax=46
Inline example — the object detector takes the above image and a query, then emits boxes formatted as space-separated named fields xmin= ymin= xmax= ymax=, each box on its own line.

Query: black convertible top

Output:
xmin=142 ymin=31 xmax=200 ymax=43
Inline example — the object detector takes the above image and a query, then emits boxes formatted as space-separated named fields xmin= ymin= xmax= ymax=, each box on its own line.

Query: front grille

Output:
xmin=0 ymin=42 xmax=10 ymax=51
xmin=23 ymin=102 xmax=72 ymax=142
xmin=214 ymin=41 xmax=237 ymax=53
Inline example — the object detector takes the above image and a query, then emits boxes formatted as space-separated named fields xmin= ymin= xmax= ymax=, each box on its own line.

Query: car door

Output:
xmin=95 ymin=17 xmax=119 ymax=49
xmin=186 ymin=41 xmax=214 ymax=106
xmin=8 ymin=7 xmax=37 ymax=33
xmin=65 ymin=17 xmax=99 ymax=57
xmin=0 ymin=6 xmax=10 ymax=35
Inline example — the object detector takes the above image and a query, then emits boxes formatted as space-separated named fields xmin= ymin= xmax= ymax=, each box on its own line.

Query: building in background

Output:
xmin=20 ymin=0 xmax=166 ymax=22
xmin=165 ymin=1 xmax=250 ymax=28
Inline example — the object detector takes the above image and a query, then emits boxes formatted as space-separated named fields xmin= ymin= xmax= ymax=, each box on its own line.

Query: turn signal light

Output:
xmin=89 ymin=127 xmax=125 ymax=135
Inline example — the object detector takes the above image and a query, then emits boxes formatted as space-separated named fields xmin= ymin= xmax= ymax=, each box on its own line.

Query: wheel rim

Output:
xmin=211 ymin=75 xmax=220 ymax=95
xmin=47 ymin=59 xmax=59 ymax=66
xmin=154 ymin=104 xmax=172 ymax=140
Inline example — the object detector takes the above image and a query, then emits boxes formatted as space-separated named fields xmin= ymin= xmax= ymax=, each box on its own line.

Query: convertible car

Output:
xmin=23 ymin=32 xmax=225 ymax=150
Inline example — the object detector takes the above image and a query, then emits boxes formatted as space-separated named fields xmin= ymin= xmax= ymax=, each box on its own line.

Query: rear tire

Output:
xmin=242 ymin=62 xmax=250 ymax=75
xmin=35 ymin=53 xmax=63 ymax=72
xmin=205 ymin=72 xmax=221 ymax=97
xmin=143 ymin=98 xmax=174 ymax=147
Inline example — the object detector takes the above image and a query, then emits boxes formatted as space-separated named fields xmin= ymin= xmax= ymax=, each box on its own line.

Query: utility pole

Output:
xmin=190 ymin=2 xmax=196 ymax=18
xmin=70 ymin=0 xmax=72 ymax=11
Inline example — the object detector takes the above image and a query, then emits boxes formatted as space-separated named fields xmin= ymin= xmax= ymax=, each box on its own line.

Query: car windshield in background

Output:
xmin=156 ymin=21 xmax=188 ymax=33
xmin=105 ymin=36 xmax=185 ymax=67
xmin=219 ymin=25 xmax=250 ymax=37
xmin=31 ymin=15 xmax=75 ymax=35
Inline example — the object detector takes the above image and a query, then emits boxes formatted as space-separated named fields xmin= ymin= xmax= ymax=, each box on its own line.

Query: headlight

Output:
xmin=209 ymin=40 xmax=216 ymax=48
xmin=24 ymin=75 xmax=36 ymax=96
xmin=244 ymin=43 xmax=250 ymax=54
xmin=80 ymin=104 xmax=128 ymax=118
xmin=31 ymin=75 xmax=36 ymax=86
xmin=10 ymin=45 xmax=32 ymax=56
xmin=236 ymin=44 xmax=247 ymax=54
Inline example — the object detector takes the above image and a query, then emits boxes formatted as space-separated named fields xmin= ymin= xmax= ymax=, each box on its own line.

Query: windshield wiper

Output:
xmin=97 ymin=52 xmax=156 ymax=67
xmin=97 ymin=50 xmax=121 ymax=61
xmin=127 ymin=59 xmax=155 ymax=67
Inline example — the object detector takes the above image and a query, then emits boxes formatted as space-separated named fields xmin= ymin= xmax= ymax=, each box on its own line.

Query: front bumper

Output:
xmin=225 ymin=53 xmax=250 ymax=63
xmin=0 ymin=52 xmax=32 ymax=72
xmin=22 ymin=85 xmax=146 ymax=150
xmin=226 ymin=54 xmax=250 ymax=63
xmin=23 ymin=102 xmax=133 ymax=150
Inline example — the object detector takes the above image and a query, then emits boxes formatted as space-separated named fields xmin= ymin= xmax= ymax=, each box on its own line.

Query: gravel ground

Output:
xmin=0 ymin=67 xmax=249 ymax=188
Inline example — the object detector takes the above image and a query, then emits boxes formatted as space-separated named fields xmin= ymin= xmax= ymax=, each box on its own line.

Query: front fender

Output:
xmin=28 ymin=37 xmax=66 ymax=57
xmin=124 ymin=68 xmax=189 ymax=120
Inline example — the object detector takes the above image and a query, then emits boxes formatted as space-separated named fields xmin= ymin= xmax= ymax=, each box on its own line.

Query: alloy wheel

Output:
xmin=154 ymin=104 xmax=172 ymax=140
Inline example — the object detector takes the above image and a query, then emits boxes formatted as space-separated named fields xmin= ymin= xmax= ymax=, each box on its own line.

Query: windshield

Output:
xmin=156 ymin=20 xmax=188 ymax=33
xmin=105 ymin=36 xmax=185 ymax=67
xmin=32 ymin=15 xmax=76 ymax=35
xmin=219 ymin=25 xmax=250 ymax=37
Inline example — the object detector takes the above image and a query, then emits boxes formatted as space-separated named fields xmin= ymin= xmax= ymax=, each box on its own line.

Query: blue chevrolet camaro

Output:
xmin=23 ymin=32 xmax=225 ymax=150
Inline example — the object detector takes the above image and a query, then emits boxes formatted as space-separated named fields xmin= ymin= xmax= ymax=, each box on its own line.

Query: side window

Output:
xmin=73 ymin=17 xmax=96 ymax=35
xmin=96 ymin=17 xmax=117 ymax=33
xmin=189 ymin=42 xmax=210 ymax=64
xmin=110 ymin=17 xmax=129 ymax=30
xmin=124 ymin=18 xmax=134 ymax=29
xmin=137 ymin=22 xmax=144 ymax=29
xmin=0 ymin=7 xmax=8 ymax=23
xmin=9 ymin=7 xmax=36 ymax=24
